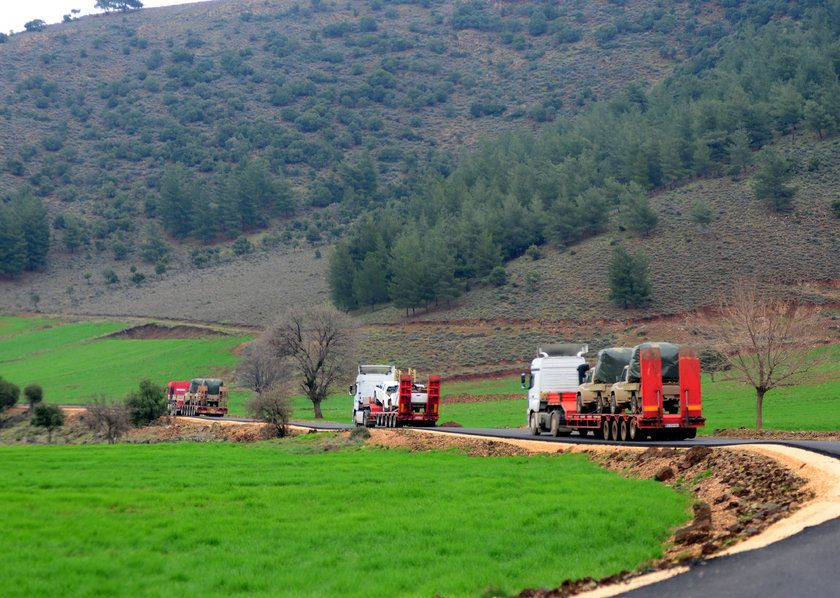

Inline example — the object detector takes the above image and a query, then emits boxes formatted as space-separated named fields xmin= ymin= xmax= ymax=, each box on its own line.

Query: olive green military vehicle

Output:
xmin=608 ymin=342 xmax=682 ymax=414
xmin=576 ymin=347 xmax=633 ymax=413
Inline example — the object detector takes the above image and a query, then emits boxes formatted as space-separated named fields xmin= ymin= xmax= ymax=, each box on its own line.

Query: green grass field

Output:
xmin=0 ymin=439 xmax=689 ymax=597
xmin=0 ymin=317 xmax=250 ymax=404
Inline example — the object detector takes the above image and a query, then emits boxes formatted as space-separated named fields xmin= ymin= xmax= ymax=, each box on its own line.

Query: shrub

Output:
xmin=488 ymin=265 xmax=507 ymax=286
xmin=525 ymin=244 xmax=541 ymax=260
xmin=232 ymin=236 xmax=254 ymax=256
xmin=125 ymin=380 xmax=167 ymax=427
xmin=82 ymin=398 xmax=131 ymax=444
xmin=102 ymin=269 xmax=119 ymax=284
xmin=0 ymin=378 xmax=20 ymax=412
xmin=831 ymin=200 xmax=840 ymax=219
xmin=130 ymin=272 xmax=146 ymax=285
xmin=690 ymin=201 xmax=713 ymax=226
xmin=24 ymin=384 xmax=43 ymax=408
xmin=31 ymin=404 xmax=64 ymax=443
xmin=246 ymin=387 xmax=292 ymax=438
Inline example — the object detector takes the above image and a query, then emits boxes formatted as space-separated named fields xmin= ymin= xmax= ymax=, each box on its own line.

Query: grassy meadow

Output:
xmin=0 ymin=316 xmax=250 ymax=404
xmin=0 ymin=438 xmax=689 ymax=597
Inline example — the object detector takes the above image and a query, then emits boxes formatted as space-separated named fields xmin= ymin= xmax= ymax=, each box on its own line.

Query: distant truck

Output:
xmin=167 ymin=377 xmax=229 ymax=417
xmin=576 ymin=347 xmax=633 ymax=413
xmin=528 ymin=343 xmax=704 ymax=441
xmin=352 ymin=364 xmax=440 ymax=428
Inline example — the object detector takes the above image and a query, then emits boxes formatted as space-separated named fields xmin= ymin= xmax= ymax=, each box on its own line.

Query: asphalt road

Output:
xmin=220 ymin=416 xmax=840 ymax=596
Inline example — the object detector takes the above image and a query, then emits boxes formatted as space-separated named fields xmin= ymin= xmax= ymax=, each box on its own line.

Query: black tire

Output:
xmin=684 ymin=427 xmax=697 ymax=439
xmin=630 ymin=394 xmax=639 ymax=414
xmin=619 ymin=419 xmax=629 ymax=442
xmin=576 ymin=394 xmax=584 ymax=414
xmin=550 ymin=411 xmax=560 ymax=437
xmin=602 ymin=419 xmax=611 ymax=441
xmin=609 ymin=394 xmax=617 ymax=415
xmin=629 ymin=419 xmax=639 ymax=441
xmin=529 ymin=413 xmax=541 ymax=436
xmin=362 ymin=410 xmax=370 ymax=428
xmin=578 ymin=429 xmax=588 ymax=438
xmin=611 ymin=419 xmax=619 ymax=441
xmin=596 ymin=396 xmax=604 ymax=414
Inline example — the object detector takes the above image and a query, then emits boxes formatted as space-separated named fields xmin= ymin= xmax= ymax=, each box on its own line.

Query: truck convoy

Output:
xmin=166 ymin=377 xmax=229 ymax=417
xmin=528 ymin=342 xmax=704 ymax=441
xmin=352 ymin=364 xmax=440 ymax=428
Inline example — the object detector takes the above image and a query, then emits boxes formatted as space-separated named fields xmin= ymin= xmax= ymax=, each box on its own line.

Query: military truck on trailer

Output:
xmin=352 ymin=365 xmax=441 ymax=428
xmin=168 ymin=378 xmax=228 ymax=417
xmin=576 ymin=347 xmax=633 ymax=413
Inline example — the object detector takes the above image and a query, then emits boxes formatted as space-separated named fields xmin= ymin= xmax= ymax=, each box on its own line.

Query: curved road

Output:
xmin=215 ymin=416 xmax=840 ymax=597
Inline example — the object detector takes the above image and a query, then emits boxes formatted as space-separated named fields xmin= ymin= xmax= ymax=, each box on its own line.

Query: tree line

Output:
xmin=329 ymin=5 xmax=840 ymax=311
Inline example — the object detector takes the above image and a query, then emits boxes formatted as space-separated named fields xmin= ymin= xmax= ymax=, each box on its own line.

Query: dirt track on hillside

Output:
xmin=107 ymin=323 xmax=231 ymax=339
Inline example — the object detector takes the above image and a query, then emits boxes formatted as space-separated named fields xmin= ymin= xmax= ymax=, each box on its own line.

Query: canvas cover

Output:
xmin=540 ymin=343 xmax=588 ymax=357
xmin=628 ymin=342 xmax=681 ymax=382
xmin=592 ymin=348 xmax=633 ymax=384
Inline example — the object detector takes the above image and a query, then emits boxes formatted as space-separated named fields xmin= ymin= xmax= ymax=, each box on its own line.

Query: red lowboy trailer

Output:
xmin=363 ymin=373 xmax=441 ymax=428
xmin=530 ymin=345 xmax=705 ymax=441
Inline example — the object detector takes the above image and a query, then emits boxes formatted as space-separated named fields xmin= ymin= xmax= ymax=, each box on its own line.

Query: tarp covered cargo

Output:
xmin=539 ymin=343 xmax=589 ymax=357
xmin=189 ymin=378 xmax=224 ymax=394
xmin=592 ymin=348 xmax=633 ymax=384
xmin=628 ymin=342 xmax=681 ymax=382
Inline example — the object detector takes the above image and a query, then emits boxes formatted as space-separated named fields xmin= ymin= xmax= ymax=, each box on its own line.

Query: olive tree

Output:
xmin=32 ymin=404 xmax=64 ymax=443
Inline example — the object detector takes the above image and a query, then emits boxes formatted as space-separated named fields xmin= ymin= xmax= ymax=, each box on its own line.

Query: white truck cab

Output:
xmin=352 ymin=365 xmax=397 ymax=425
xmin=527 ymin=344 xmax=588 ymax=434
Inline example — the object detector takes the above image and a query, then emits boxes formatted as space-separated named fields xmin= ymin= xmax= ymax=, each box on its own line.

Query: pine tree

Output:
xmin=158 ymin=166 xmax=193 ymax=236
xmin=804 ymin=98 xmax=836 ymax=140
xmin=471 ymin=229 xmax=503 ymax=278
xmin=352 ymin=239 xmax=389 ymax=310
xmin=770 ymin=84 xmax=804 ymax=140
xmin=12 ymin=192 xmax=49 ymax=271
xmin=690 ymin=200 xmax=713 ymax=226
xmin=751 ymin=150 xmax=797 ymax=212
xmin=0 ymin=205 xmax=27 ymax=277
xmin=327 ymin=244 xmax=358 ymax=311
xmin=624 ymin=184 xmax=658 ymax=236
xmin=659 ymin=138 xmax=685 ymax=187
xmin=389 ymin=230 xmax=426 ymax=316
xmin=608 ymin=246 xmax=651 ymax=308
xmin=727 ymin=128 xmax=752 ymax=176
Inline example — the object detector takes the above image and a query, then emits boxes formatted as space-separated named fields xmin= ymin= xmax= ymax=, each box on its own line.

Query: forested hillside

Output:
xmin=330 ymin=0 xmax=840 ymax=314
xmin=1 ymin=0 xmax=763 ymax=279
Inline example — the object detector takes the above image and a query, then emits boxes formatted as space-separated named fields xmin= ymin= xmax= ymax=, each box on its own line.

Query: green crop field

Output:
xmin=0 ymin=439 xmax=689 ymax=597
xmin=0 ymin=317 xmax=250 ymax=404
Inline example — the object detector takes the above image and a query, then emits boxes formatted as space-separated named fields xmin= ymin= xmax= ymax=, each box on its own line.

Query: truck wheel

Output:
xmin=596 ymin=396 xmax=604 ymax=414
xmin=601 ymin=419 xmax=611 ymax=441
xmin=629 ymin=419 xmax=639 ymax=441
xmin=619 ymin=419 xmax=629 ymax=442
xmin=550 ymin=411 xmax=560 ymax=437
xmin=609 ymin=394 xmax=617 ymax=414
xmin=529 ymin=413 xmax=541 ymax=436
xmin=630 ymin=395 xmax=639 ymax=414
xmin=576 ymin=394 xmax=584 ymax=414
xmin=362 ymin=411 xmax=370 ymax=428
xmin=611 ymin=419 xmax=619 ymax=441
xmin=684 ymin=428 xmax=697 ymax=439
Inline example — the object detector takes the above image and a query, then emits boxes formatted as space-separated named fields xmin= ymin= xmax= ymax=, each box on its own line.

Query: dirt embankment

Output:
xmin=713 ymin=428 xmax=840 ymax=442
xmin=107 ymin=323 xmax=230 ymax=339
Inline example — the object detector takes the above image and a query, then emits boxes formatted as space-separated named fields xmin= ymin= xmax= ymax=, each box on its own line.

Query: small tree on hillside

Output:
xmin=83 ymin=398 xmax=131 ymax=444
xmin=24 ymin=384 xmax=43 ymax=409
xmin=31 ymin=404 xmax=64 ymax=443
xmin=125 ymin=379 xmax=167 ymax=426
xmin=624 ymin=184 xmax=658 ymax=236
xmin=266 ymin=305 xmax=357 ymax=419
xmin=608 ymin=246 xmax=651 ymax=308
xmin=95 ymin=0 xmax=144 ymax=13
xmin=699 ymin=280 xmax=826 ymax=432
xmin=0 ymin=378 xmax=20 ymax=412
xmin=751 ymin=150 xmax=797 ymax=212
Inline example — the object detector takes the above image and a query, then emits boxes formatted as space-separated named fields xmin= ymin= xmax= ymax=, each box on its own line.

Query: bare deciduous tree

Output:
xmin=266 ymin=305 xmax=357 ymax=419
xmin=83 ymin=397 xmax=131 ymax=444
xmin=700 ymin=281 xmax=826 ymax=431
xmin=235 ymin=340 xmax=289 ymax=394
xmin=246 ymin=386 xmax=293 ymax=438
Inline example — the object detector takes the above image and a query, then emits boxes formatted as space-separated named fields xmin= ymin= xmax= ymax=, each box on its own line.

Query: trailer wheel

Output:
xmin=578 ymin=429 xmax=588 ymax=438
xmin=601 ymin=419 xmax=611 ymax=441
xmin=629 ymin=419 xmax=639 ymax=441
xmin=611 ymin=419 xmax=619 ymax=441
xmin=619 ymin=419 xmax=629 ymax=442
xmin=549 ymin=411 xmax=561 ymax=437
xmin=529 ymin=413 xmax=541 ymax=436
